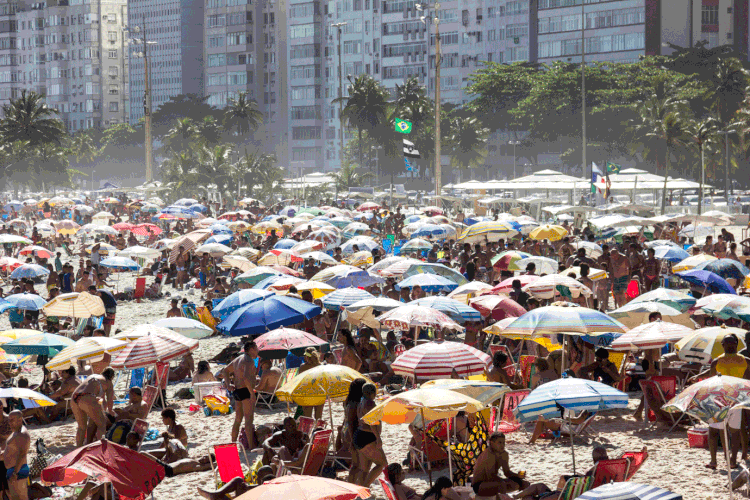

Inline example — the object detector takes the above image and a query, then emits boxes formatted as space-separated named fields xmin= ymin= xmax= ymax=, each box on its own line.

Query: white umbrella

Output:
xmin=42 ymin=292 xmax=105 ymax=319
xmin=152 ymin=317 xmax=213 ymax=339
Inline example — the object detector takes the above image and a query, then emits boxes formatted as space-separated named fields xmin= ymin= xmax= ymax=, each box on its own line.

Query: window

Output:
xmin=702 ymin=4 xmax=719 ymax=26
xmin=227 ymin=32 xmax=248 ymax=45
xmin=291 ymin=85 xmax=320 ymax=99
xmin=227 ymin=12 xmax=251 ymax=25
xmin=437 ymin=9 xmax=457 ymax=22
xmin=290 ymin=3 xmax=318 ymax=17
xmin=383 ymin=20 xmax=422 ymax=35
xmin=108 ymin=84 xmax=118 ymax=94
xmin=292 ymin=148 xmax=321 ymax=161
xmin=207 ymin=72 xmax=226 ymax=86
xmin=290 ymin=23 xmax=318 ymax=38
xmin=108 ymin=49 xmax=117 ymax=58
xmin=292 ymin=126 xmax=321 ymax=140
xmin=431 ymin=32 xmax=457 ymax=45
xmin=382 ymin=0 xmax=415 ymax=13
xmin=208 ymin=53 xmax=226 ymax=67
xmin=290 ymin=43 xmax=320 ymax=58
xmin=108 ymin=102 xmax=118 ymax=112
xmin=107 ymin=31 xmax=117 ymax=43
xmin=291 ymin=64 xmax=320 ymax=78
xmin=382 ymin=64 xmax=424 ymax=79
xmin=506 ymin=23 xmax=528 ymax=39
xmin=208 ymin=14 xmax=225 ymax=27
xmin=207 ymin=0 xmax=225 ymax=8
xmin=107 ymin=14 xmax=116 ymax=23
xmin=505 ymin=1 xmax=528 ymax=15
xmin=428 ymin=75 xmax=459 ymax=90
xmin=701 ymin=31 xmax=719 ymax=48
xmin=487 ymin=29 xmax=496 ymax=41
xmin=228 ymin=70 xmax=247 ymax=85
xmin=343 ymin=40 xmax=361 ymax=54
xmin=108 ymin=66 xmax=118 ymax=76
xmin=291 ymin=105 xmax=320 ymax=119
xmin=507 ymin=46 xmax=528 ymax=62
xmin=383 ymin=42 xmax=426 ymax=57
xmin=487 ymin=7 xmax=495 ymax=18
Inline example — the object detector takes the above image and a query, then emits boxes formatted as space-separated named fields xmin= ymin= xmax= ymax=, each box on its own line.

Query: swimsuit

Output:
xmin=612 ymin=275 xmax=629 ymax=293
xmin=353 ymin=428 xmax=377 ymax=449
xmin=6 ymin=464 xmax=29 ymax=480
xmin=233 ymin=387 xmax=253 ymax=401
xmin=716 ymin=354 xmax=749 ymax=378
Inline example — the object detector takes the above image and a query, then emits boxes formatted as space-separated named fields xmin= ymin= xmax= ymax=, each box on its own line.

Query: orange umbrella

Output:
xmin=236 ymin=475 xmax=369 ymax=500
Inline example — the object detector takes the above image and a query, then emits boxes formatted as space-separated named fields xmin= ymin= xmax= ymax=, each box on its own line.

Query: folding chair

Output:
xmin=256 ymin=363 xmax=287 ymax=410
xmin=551 ymin=412 xmax=598 ymax=444
xmin=133 ymin=277 xmax=147 ymax=300
xmin=518 ymin=355 xmax=537 ymax=388
xmin=132 ymin=418 xmax=149 ymax=451
xmin=297 ymin=416 xmax=316 ymax=437
xmin=620 ymin=447 xmax=648 ymax=480
xmin=591 ymin=458 xmax=630 ymax=488
xmin=284 ymin=429 xmax=333 ymax=476
xmin=557 ymin=475 xmax=594 ymax=500
xmin=639 ymin=379 xmax=685 ymax=432
xmin=410 ymin=419 xmax=448 ymax=476
xmin=379 ymin=477 xmax=398 ymax=500
xmin=209 ymin=442 xmax=250 ymax=487
xmin=142 ymin=385 xmax=159 ymax=414
xmin=494 ymin=389 xmax=530 ymax=434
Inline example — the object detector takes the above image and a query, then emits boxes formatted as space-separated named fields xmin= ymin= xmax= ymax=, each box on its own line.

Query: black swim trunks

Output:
xmin=233 ymin=387 xmax=253 ymax=401
xmin=472 ymin=482 xmax=482 ymax=494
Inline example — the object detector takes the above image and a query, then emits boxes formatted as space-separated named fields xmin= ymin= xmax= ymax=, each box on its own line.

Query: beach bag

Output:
xmin=106 ymin=420 xmax=133 ymax=445
xmin=627 ymin=279 xmax=640 ymax=299
xmin=29 ymin=439 xmax=57 ymax=478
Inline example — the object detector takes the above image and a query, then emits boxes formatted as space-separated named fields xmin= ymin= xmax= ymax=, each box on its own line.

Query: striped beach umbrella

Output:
xmin=628 ymin=288 xmax=696 ymax=313
xmin=400 ymin=238 xmax=433 ymax=253
xmin=392 ymin=340 xmax=490 ymax=380
xmin=672 ymin=253 xmax=717 ymax=273
xmin=457 ymin=220 xmax=518 ymax=244
xmin=574 ymin=482 xmax=681 ymax=500
xmin=152 ymin=317 xmax=213 ymax=339
xmin=410 ymin=297 xmax=482 ymax=323
xmin=254 ymin=328 xmax=329 ymax=359
xmin=395 ymin=274 xmax=458 ymax=293
xmin=378 ymin=305 xmax=463 ymax=332
xmin=675 ymin=325 xmax=746 ymax=364
xmin=312 ymin=264 xmax=384 ymax=288
xmin=321 ymin=287 xmax=374 ymax=311
xmin=43 ymin=292 xmax=105 ymax=319
xmin=491 ymin=250 xmax=532 ymax=270
xmin=502 ymin=306 xmax=628 ymax=338
xmin=110 ymin=328 xmax=199 ymax=370
xmin=47 ymin=337 xmax=128 ymax=370
xmin=522 ymin=275 xmax=593 ymax=300
xmin=608 ymin=302 xmax=689 ymax=329
xmin=610 ymin=321 xmax=693 ymax=351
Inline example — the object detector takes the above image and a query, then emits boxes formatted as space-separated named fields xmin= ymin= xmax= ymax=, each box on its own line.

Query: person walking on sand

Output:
xmin=4 ymin=410 xmax=30 ymax=500
xmin=224 ymin=341 xmax=259 ymax=449
xmin=352 ymin=383 xmax=387 ymax=487
xmin=70 ymin=367 xmax=115 ymax=446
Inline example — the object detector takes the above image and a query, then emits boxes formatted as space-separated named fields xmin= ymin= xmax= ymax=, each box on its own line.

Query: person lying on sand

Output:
xmin=197 ymin=466 xmax=275 ymax=500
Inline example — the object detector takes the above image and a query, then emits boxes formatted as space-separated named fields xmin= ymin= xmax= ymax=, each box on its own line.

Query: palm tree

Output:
xmin=329 ymin=161 xmax=375 ymax=191
xmin=163 ymin=118 xmax=198 ymax=154
xmin=0 ymin=90 xmax=66 ymax=147
xmin=337 ymin=75 xmax=390 ymax=172
xmin=709 ymin=58 xmax=748 ymax=126
xmin=198 ymin=116 xmax=223 ymax=145
xmin=197 ymin=144 xmax=233 ymax=195
xmin=223 ymin=92 xmax=262 ymax=141
xmin=229 ymin=148 xmax=277 ymax=200
xmin=688 ymin=117 xmax=719 ymax=214
xmin=447 ymin=116 xmax=489 ymax=180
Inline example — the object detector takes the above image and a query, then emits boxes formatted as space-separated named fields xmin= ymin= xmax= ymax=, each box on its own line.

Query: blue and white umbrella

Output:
xmin=212 ymin=289 xmax=274 ymax=319
xmin=205 ymin=233 xmax=233 ymax=245
xmin=279 ymin=206 xmax=297 ymax=217
xmin=273 ymin=238 xmax=299 ymax=250
xmin=395 ymin=274 xmax=458 ymax=293
xmin=3 ymin=201 xmax=23 ymax=212
xmin=652 ymin=245 xmax=690 ymax=262
xmin=574 ymin=482 xmax=681 ymax=500
xmin=321 ymin=287 xmax=374 ymax=311
xmin=174 ymin=198 xmax=199 ymax=206
xmin=99 ymin=256 xmax=140 ymax=272
xmin=10 ymin=264 xmax=50 ymax=280
xmin=188 ymin=204 xmax=207 ymax=213
xmin=410 ymin=296 xmax=482 ymax=323
xmin=411 ymin=224 xmax=453 ymax=240
xmin=340 ymin=236 xmax=379 ymax=255
xmin=5 ymin=293 xmax=47 ymax=311
xmin=209 ymin=223 xmax=233 ymax=235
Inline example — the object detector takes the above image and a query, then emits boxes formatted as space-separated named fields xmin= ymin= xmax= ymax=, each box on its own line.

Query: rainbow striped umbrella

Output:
xmin=502 ymin=305 xmax=628 ymax=338
xmin=457 ymin=220 xmax=518 ymax=244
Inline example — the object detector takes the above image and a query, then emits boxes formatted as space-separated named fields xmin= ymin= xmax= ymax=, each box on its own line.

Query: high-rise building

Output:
xmin=0 ymin=0 xmax=129 ymax=130
xmin=128 ymin=0 xmax=204 ymax=124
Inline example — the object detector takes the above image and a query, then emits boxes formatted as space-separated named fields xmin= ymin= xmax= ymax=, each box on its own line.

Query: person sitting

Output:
xmin=261 ymin=416 xmax=306 ymax=465
xmin=113 ymin=387 xmax=149 ymax=422
xmin=528 ymin=410 xmax=591 ymax=445
xmin=192 ymin=360 xmax=218 ymax=403
xmin=169 ymin=352 xmax=195 ymax=382
xmin=161 ymin=408 xmax=188 ymax=447
xmin=485 ymin=351 xmax=521 ymax=389
xmin=421 ymin=476 xmax=463 ymax=500
xmin=196 ymin=466 xmax=275 ymax=500
xmin=46 ymin=367 xmax=81 ymax=420
xmin=471 ymin=432 xmax=529 ymax=497
xmin=123 ymin=432 xmax=212 ymax=476
xmin=384 ymin=463 xmax=418 ymax=500
xmin=579 ymin=348 xmax=621 ymax=386
xmin=256 ymin=359 xmax=282 ymax=402
xmin=530 ymin=358 xmax=559 ymax=390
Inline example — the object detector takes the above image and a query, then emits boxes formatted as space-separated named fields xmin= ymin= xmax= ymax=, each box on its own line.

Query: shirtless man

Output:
xmin=167 ymin=298 xmax=182 ymax=318
xmin=472 ymin=432 xmax=528 ymax=497
xmin=114 ymin=387 xmax=149 ymax=422
xmin=609 ymin=247 xmax=630 ymax=308
xmin=47 ymin=367 xmax=80 ymax=420
xmin=714 ymin=235 xmax=727 ymax=259
xmin=485 ymin=352 xmax=520 ymax=390
xmin=4 ymin=411 xmax=30 ymax=500
xmin=262 ymin=416 xmax=306 ymax=465
xmin=256 ymin=359 xmax=282 ymax=396
xmin=70 ymin=367 xmax=115 ymax=446
xmin=224 ymin=341 xmax=258 ymax=448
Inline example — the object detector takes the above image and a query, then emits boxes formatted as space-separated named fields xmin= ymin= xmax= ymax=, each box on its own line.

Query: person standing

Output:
xmin=4 ymin=410 xmax=30 ymax=500
xmin=224 ymin=341 xmax=259 ymax=449
xmin=70 ymin=368 xmax=115 ymax=446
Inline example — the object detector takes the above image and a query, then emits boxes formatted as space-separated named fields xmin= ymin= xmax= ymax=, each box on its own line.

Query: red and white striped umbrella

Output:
xmin=112 ymin=222 xmax=134 ymax=232
xmin=610 ymin=321 xmax=693 ymax=351
xmin=110 ymin=326 xmax=198 ymax=369
xmin=378 ymin=305 xmax=462 ymax=332
xmin=131 ymin=223 xmax=162 ymax=237
xmin=392 ymin=340 xmax=491 ymax=380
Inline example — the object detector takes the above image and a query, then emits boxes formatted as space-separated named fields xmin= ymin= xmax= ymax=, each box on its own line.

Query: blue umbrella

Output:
xmin=693 ymin=258 xmax=750 ymax=281
xmin=411 ymin=224 xmax=452 ymax=240
xmin=410 ymin=296 xmax=482 ymax=323
xmin=188 ymin=204 xmax=207 ymax=213
xmin=212 ymin=289 xmax=274 ymax=319
xmin=2 ymin=333 xmax=75 ymax=356
xmin=402 ymin=262 xmax=468 ymax=285
xmin=209 ymin=224 xmax=233 ymax=235
xmin=465 ymin=216 xmax=492 ymax=226
xmin=321 ymin=287 xmax=374 ymax=311
xmin=5 ymin=293 xmax=47 ymax=311
xmin=676 ymin=270 xmax=737 ymax=295
xmin=99 ymin=257 xmax=140 ymax=272
xmin=10 ymin=264 xmax=50 ymax=280
xmin=253 ymin=275 xmax=291 ymax=290
xmin=652 ymin=245 xmax=690 ymax=263
xmin=273 ymin=239 xmax=298 ymax=250
xmin=395 ymin=274 xmax=458 ymax=293
xmin=0 ymin=302 xmax=17 ymax=314
xmin=205 ymin=233 xmax=233 ymax=245
xmin=3 ymin=201 xmax=22 ymax=212
xmin=575 ymin=482 xmax=681 ymax=500
xmin=218 ymin=295 xmax=321 ymax=336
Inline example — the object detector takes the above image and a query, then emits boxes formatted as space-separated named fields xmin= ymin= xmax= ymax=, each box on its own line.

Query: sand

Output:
xmin=7 ymin=264 xmax=744 ymax=499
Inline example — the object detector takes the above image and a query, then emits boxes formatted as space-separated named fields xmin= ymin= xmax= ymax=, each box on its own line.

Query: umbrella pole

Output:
xmin=328 ymin=396 xmax=335 ymax=433
xmin=422 ymin=408 xmax=432 ymax=486
xmin=561 ymin=336 xmax=567 ymax=374
xmin=331 ymin=311 xmax=342 ymax=344
xmin=569 ymin=412 xmax=576 ymax=475
xmin=155 ymin=364 xmax=166 ymax=408
xmin=446 ymin=417 xmax=453 ymax=483
xmin=725 ymin=422 xmax=735 ymax=500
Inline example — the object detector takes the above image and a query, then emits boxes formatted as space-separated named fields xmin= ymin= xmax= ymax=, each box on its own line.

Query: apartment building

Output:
xmin=128 ymin=0 xmax=204 ymax=124
xmin=0 ymin=0 xmax=129 ymax=130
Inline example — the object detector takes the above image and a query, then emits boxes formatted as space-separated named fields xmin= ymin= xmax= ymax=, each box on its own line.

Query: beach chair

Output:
xmin=639 ymin=379 xmax=683 ymax=431
xmin=411 ymin=419 xmax=448 ymax=476
xmin=297 ymin=416 xmax=316 ymax=437
xmin=379 ymin=477 xmax=398 ymax=500
xmin=493 ymin=389 xmax=530 ymax=434
xmin=620 ymin=447 xmax=649 ymax=480
xmin=209 ymin=442 xmax=249 ymax=487
xmin=256 ymin=364 xmax=287 ymax=411
xmin=133 ymin=277 xmax=146 ymax=300
xmin=557 ymin=475 xmax=594 ymax=500
xmin=608 ymin=351 xmax=631 ymax=392
xmin=284 ymin=429 xmax=332 ymax=476
xmin=519 ymin=355 xmax=536 ymax=388
xmin=333 ymin=347 xmax=343 ymax=363
xmin=591 ymin=458 xmax=630 ymax=488
xmin=551 ymin=413 xmax=599 ymax=444
xmin=142 ymin=385 xmax=159 ymax=414
xmin=132 ymin=418 xmax=149 ymax=451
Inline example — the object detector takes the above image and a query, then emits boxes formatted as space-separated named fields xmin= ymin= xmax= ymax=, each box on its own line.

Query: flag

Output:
xmin=606 ymin=161 xmax=622 ymax=174
xmin=403 ymin=139 xmax=420 ymax=158
xmin=591 ymin=162 xmax=606 ymax=195
xmin=395 ymin=118 xmax=413 ymax=134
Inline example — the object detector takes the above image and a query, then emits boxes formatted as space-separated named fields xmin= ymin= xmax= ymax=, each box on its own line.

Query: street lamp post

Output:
xmin=718 ymin=129 xmax=733 ymax=203
xmin=332 ymin=22 xmax=347 ymax=205
xmin=508 ymin=140 xmax=520 ymax=179
xmin=418 ymin=2 xmax=441 ymax=200
xmin=581 ymin=0 xmax=587 ymax=186
xmin=130 ymin=18 xmax=157 ymax=182
xmin=92 ymin=170 xmax=95 ymax=192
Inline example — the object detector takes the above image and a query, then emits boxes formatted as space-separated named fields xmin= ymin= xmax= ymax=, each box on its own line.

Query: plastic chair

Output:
xmin=551 ymin=413 xmax=599 ymax=444
xmin=557 ymin=475 xmax=594 ymax=500
xmin=379 ymin=477 xmax=398 ymax=500
xmin=411 ymin=420 xmax=448 ymax=476
xmin=210 ymin=442 xmax=249 ymax=487
xmin=591 ymin=458 xmax=630 ymax=488
xmin=133 ymin=277 xmax=146 ymax=300
xmin=494 ymin=389 xmax=530 ymax=434
xmin=285 ymin=429 xmax=332 ymax=476
xmin=640 ymin=379 xmax=683 ymax=431
xmin=620 ymin=447 xmax=648 ymax=480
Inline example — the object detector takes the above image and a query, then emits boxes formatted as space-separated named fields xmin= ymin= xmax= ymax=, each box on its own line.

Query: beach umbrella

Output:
xmin=42 ymin=440 xmax=165 ymax=499
xmin=320 ymin=287 xmax=374 ymax=311
xmin=111 ymin=222 xmax=134 ymax=232
xmin=395 ymin=274 xmax=458 ymax=293
xmin=113 ymin=324 xmax=176 ymax=341
xmin=290 ymin=241 xmax=326 ymax=255
xmin=402 ymin=262 xmax=468 ymax=285
xmin=0 ymin=257 xmax=24 ymax=271
xmin=610 ymin=321 xmax=694 ymax=351
xmin=356 ymin=202 xmax=380 ymax=212
xmin=311 ymin=264 xmax=384 ymax=288
xmin=0 ymin=234 xmax=31 ymax=245
xmin=272 ymin=238 xmax=297 ymax=250
xmin=572 ymin=241 xmax=603 ymax=259
xmin=234 ymin=266 xmax=285 ymax=286
xmin=377 ymin=258 xmax=428 ymax=277
xmin=259 ymin=249 xmax=304 ymax=266
xmin=110 ymin=328 xmax=199 ymax=370
xmin=574 ymin=482 xmax=682 ymax=500
xmin=19 ymin=245 xmax=53 ymax=259
xmin=513 ymin=256 xmax=558 ymax=275
xmin=261 ymin=276 xmax=306 ymax=292
xmin=344 ymin=297 xmax=406 ymax=329
xmin=378 ymin=305 xmax=463 ymax=332
xmin=222 ymin=255 xmax=255 ymax=272
xmin=627 ymin=288 xmax=696 ymax=313
xmin=502 ymin=305 xmax=628 ymax=338
xmin=1 ymin=333 xmax=74 ymax=357
xmin=85 ymin=242 xmax=117 ymax=255
xmin=3 ymin=201 xmax=22 ymax=211
xmin=673 ymin=253 xmax=717 ymax=273
xmin=307 ymin=228 xmax=340 ymax=249
xmin=652 ymin=245 xmax=690 ymax=262
xmin=342 ymin=222 xmax=371 ymax=239
xmin=47 ymin=338 xmax=128 ymax=370
xmin=42 ymin=292 xmax=105 ymax=318
xmin=697 ymin=295 xmax=750 ymax=320
xmin=522 ymin=274 xmax=593 ymax=300
xmin=277 ymin=364 xmax=373 ymax=407
xmin=487 ymin=275 xmax=540 ymax=295
xmin=118 ymin=246 xmax=161 ymax=260
xmin=410 ymin=297 xmax=482 ymax=323
xmin=204 ymin=233 xmax=232 ymax=245
xmin=529 ymin=224 xmax=568 ymax=242
xmin=410 ymin=224 xmax=454 ymax=240
xmin=237 ymin=475 xmax=369 ymax=500
xmin=152 ymin=317 xmax=213 ymax=339
xmin=693 ymin=258 xmax=750 ymax=280
xmin=290 ymin=280 xmax=336 ymax=299
xmin=676 ymin=270 xmax=737 ymax=295
xmin=254 ymin=328 xmax=329 ymax=359
xmin=252 ymin=221 xmax=284 ymax=235
xmin=54 ymin=220 xmax=81 ymax=235
xmin=678 ymin=223 xmax=713 ymax=240
xmin=392 ymin=340 xmax=490 ymax=380
xmin=131 ymin=223 xmax=162 ymax=237
xmin=5 ymin=293 xmax=47 ymax=311
xmin=212 ymin=289 xmax=275 ymax=318
xmin=0 ymin=388 xmax=56 ymax=408
xmin=195 ymin=242 xmax=233 ymax=257
xmin=447 ymin=281 xmax=494 ymax=301
xmin=99 ymin=256 xmax=140 ymax=272
xmin=362 ymin=387 xmax=486 ymax=426
xmin=10 ymin=264 xmax=50 ymax=279
xmin=458 ymin=220 xmax=518 ymax=243
xmin=0 ymin=329 xmax=43 ymax=340
xmin=340 ymin=236 xmax=379 ymax=255
xmin=217 ymin=295 xmax=321 ymax=337
xmin=675 ymin=325 xmax=747 ymax=364
xmin=564 ymin=265 xmax=608 ymax=281
xmin=663 ymin=375 xmax=750 ymax=425
xmin=48 ymin=196 xmax=74 ymax=207
xmin=468 ymin=295 xmax=526 ymax=321
xmin=400 ymin=238 xmax=433 ymax=253
xmin=420 ymin=379 xmax=509 ymax=407
xmin=514 ymin=375 xmax=629 ymax=473
xmin=608 ymin=302 xmax=692 ymax=328
xmin=491 ymin=250 xmax=532 ymax=270
xmin=343 ymin=250 xmax=374 ymax=268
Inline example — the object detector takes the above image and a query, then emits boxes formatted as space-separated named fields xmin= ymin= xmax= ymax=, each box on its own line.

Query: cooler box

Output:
xmin=688 ymin=427 xmax=709 ymax=448
xmin=193 ymin=381 xmax=225 ymax=401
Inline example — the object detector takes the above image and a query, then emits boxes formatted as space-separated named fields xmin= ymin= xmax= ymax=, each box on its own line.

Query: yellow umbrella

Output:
xmin=277 ymin=280 xmax=334 ymax=299
xmin=226 ymin=220 xmax=250 ymax=232
xmin=43 ymin=292 xmax=105 ymax=318
xmin=344 ymin=251 xmax=374 ymax=268
xmin=420 ymin=380 xmax=509 ymax=407
xmin=673 ymin=254 xmax=718 ymax=273
xmin=0 ymin=329 xmax=44 ymax=340
xmin=361 ymin=387 xmax=485 ymax=425
xmin=252 ymin=221 xmax=284 ymax=235
xmin=46 ymin=337 xmax=128 ymax=370
xmin=222 ymin=255 xmax=256 ymax=272
xmin=54 ymin=220 xmax=81 ymax=235
xmin=564 ymin=266 xmax=608 ymax=281
xmin=529 ymin=224 xmax=568 ymax=242
xmin=276 ymin=365 xmax=372 ymax=407
xmin=675 ymin=325 xmax=746 ymax=364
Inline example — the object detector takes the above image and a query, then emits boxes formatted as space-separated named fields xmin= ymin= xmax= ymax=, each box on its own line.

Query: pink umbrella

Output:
xmin=19 ymin=245 xmax=53 ymax=259
xmin=0 ymin=257 xmax=24 ymax=271
xmin=392 ymin=340 xmax=491 ymax=380
xmin=378 ymin=305 xmax=462 ymax=332
xmin=255 ymin=328 xmax=329 ymax=359
xmin=112 ymin=222 xmax=135 ymax=232
xmin=469 ymin=295 xmax=526 ymax=320
xmin=485 ymin=275 xmax=540 ymax=295
xmin=131 ymin=223 xmax=162 ymax=237
xmin=356 ymin=202 xmax=381 ymax=212
xmin=110 ymin=326 xmax=198 ymax=370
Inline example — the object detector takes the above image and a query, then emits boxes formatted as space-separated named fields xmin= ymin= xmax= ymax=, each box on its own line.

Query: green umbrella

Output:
xmin=2 ymin=333 xmax=75 ymax=357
